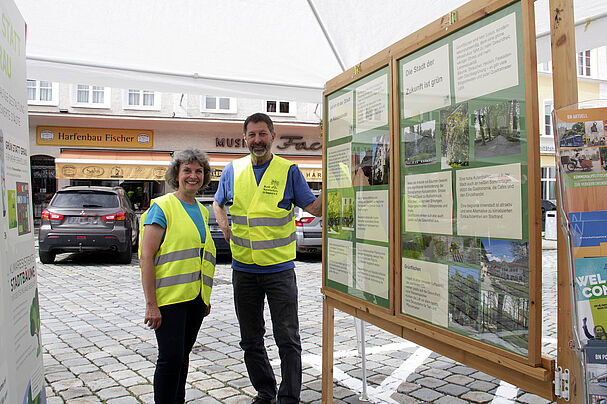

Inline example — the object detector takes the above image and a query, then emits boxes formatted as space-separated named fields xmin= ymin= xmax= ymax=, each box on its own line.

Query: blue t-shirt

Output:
xmin=143 ymin=198 xmax=206 ymax=243
xmin=214 ymin=155 xmax=317 ymax=273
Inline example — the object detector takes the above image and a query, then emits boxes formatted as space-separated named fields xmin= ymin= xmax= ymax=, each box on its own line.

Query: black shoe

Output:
xmin=251 ymin=397 xmax=276 ymax=404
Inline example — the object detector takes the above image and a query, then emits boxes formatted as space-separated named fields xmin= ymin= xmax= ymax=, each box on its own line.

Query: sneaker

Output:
xmin=251 ymin=397 xmax=276 ymax=404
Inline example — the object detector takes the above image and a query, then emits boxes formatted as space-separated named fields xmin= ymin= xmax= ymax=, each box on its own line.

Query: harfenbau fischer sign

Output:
xmin=36 ymin=126 xmax=154 ymax=149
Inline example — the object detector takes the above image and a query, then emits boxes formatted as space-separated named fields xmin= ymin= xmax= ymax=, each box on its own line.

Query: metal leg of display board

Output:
xmin=354 ymin=318 xmax=370 ymax=401
xmin=322 ymin=296 xmax=335 ymax=403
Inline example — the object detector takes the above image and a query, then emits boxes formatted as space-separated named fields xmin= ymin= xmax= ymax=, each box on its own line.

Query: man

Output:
xmin=213 ymin=113 xmax=321 ymax=404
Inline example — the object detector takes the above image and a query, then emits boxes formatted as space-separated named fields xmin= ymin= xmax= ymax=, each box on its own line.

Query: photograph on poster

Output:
xmin=402 ymin=120 xmax=437 ymax=166
xmin=586 ymin=121 xmax=606 ymax=146
xmin=585 ymin=361 xmax=607 ymax=403
xmin=7 ymin=189 xmax=16 ymax=229
xmin=558 ymin=121 xmax=587 ymax=148
xmin=600 ymin=147 xmax=607 ymax=171
xmin=560 ymin=148 xmax=601 ymax=173
xmin=341 ymin=197 xmax=354 ymax=230
xmin=479 ymin=238 xmax=529 ymax=354
xmin=448 ymin=265 xmax=480 ymax=335
xmin=356 ymin=243 xmax=389 ymax=299
xmin=352 ymin=136 xmax=390 ymax=187
xmin=17 ymin=182 xmax=30 ymax=235
xmin=327 ymin=191 xmax=342 ymax=234
xmin=328 ymin=91 xmax=354 ymax=142
xmin=440 ymin=103 xmax=470 ymax=168
xmin=402 ymin=258 xmax=449 ymax=327
xmin=402 ymin=233 xmax=481 ymax=266
xmin=473 ymin=100 xmax=522 ymax=159
xmin=327 ymin=238 xmax=354 ymax=287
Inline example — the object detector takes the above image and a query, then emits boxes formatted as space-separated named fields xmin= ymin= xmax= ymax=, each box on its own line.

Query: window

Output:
xmin=578 ymin=50 xmax=591 ymax=77
xmin=541 ymin=167 xmax=557 ymax=201
xmin=544 ymin=100 xmax=553 ymax=136
xmin=123 ymin=89 xmax=161 ymax=110
xmin=265 ymin=100 xmax=295 ymax=116
xmin=200 ymin=96 xmax=237 ymax=113
xmin=26 ymin=80 xmax=59 ymax=105
xmin=71 ymin=84 xmax=111 ymax=108
xmin=537 ymin=61 xmax=551 ymax=73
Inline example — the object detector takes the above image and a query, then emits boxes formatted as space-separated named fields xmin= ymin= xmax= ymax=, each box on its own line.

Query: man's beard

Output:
xmin=249 ymin=142 xmax=269 ymax=157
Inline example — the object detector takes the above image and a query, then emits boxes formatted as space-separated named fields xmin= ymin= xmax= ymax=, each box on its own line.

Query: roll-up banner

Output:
xmin=0 ymin=0 xmax=46 ymax=403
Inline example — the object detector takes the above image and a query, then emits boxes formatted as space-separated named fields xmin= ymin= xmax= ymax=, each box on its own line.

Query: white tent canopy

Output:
xmin=15 ymin=0 xmax=607 ymax=104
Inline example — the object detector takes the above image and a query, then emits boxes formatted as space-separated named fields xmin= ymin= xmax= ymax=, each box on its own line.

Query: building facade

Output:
xmin=27 ymin=84 xmax=323 ymax=219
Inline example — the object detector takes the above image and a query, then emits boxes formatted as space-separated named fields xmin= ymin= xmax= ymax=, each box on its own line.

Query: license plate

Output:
xmin=68 ymin=217 xmax=97 ymax=224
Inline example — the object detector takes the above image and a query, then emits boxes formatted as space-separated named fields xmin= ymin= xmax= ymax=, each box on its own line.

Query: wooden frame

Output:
xmin=321 ymin=0 xmax=555 ymax=401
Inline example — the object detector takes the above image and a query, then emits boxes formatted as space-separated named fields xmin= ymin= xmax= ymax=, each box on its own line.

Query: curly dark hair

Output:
xmin=165 ymin=148 xmax=211 ymax=191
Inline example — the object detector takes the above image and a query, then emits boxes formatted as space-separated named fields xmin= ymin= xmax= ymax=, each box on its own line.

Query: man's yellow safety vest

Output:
xmin=230 ymin=154 xmax=296 ymax=266
xmin=139 ymin=193 xmax=216 ymax=307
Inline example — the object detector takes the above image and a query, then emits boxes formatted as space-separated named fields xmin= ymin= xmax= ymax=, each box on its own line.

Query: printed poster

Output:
xmin=0 ymin=1 xmax=46 ymax=403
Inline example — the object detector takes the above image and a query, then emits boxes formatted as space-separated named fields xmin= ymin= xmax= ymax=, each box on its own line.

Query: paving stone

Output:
xmin=445 ymin=374 xmax=475 ymax=385
xmin=409 ymin=387 xmax=444 ymax=402
xmin=417 ymin=376 xmax=447 ymax=389
xmin=51 ymin=378 xmax=84 ymax=391
xmin=58 ymin=386 xmax=93 ymax=400
xmin=517 ymin=393 xmax=552 ymax=403
xmin=97 ymin=386 xmax=131 ymax=401
xmin=128 ymin=383 xmax=154 ymax=396
xmin=67 ymin=397 xmax=103 ymax=403
xmin=192 ymin=378 xmax=225 ymax=391
xmin=106 ymin=397 xmax=139 ymax=404
xmin=207 ymin=386 xmax=240 ymax=400
xmin=468 ymin=380 xmax=498 ymax=391
xmin=461 ymin=391 xmax=495 ymax=403
xmin=435 ymin=395 xmax=469 ymax=403
xmin=437 ymin=382 xmax=470 ymax=396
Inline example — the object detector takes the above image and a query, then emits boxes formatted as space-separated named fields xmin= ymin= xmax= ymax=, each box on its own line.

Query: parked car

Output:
xmin=196 ymin=197 xmax=231 ymax=256
xmin=38 ymin=186 xmax=139 ymax=264
xmin=295 ymin=206 xmax=322 ymax=254
xmin=541 ymin=199 xmax=556 ymax=231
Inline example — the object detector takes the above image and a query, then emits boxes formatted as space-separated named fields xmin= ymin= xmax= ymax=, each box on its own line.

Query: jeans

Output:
xmin=154 ymin=293 xmax=206 ymax=404
xmin=233 ymin=269 xmax=301 ymax=404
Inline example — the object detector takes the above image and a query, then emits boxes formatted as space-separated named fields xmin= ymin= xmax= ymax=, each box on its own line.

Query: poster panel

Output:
xmin=553 ymin=101 xmax=607 ymax=402
xmin=399 ymin=1 xmax=530 ymax=356
xmin=0 ymin=1 xmax=46 ymax=403
xmin=325 ymin=66 xmax=390 ymax=308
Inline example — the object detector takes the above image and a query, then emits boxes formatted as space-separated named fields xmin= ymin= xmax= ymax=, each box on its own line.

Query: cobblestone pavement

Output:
xmin=38 ymin=240 xmax=558 ymax=403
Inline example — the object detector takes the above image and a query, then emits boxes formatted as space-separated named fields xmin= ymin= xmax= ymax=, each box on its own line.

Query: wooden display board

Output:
xmin=321 ymin=0 xmax=554 ymax=401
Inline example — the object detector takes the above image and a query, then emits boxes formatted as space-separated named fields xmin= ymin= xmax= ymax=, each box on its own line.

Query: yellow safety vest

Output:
xmin=230 ymin=154 xmax=296 ymax=266
xmin=139 ymin=193 xmax=216 ymax=307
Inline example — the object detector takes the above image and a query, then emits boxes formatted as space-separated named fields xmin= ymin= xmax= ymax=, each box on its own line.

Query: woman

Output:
xmin=139 ymin=148 xmax=216 ymax=404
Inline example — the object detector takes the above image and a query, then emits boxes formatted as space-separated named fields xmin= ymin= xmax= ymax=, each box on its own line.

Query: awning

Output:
xmin=55 ymin=150 xmax=172 ymax=180
xmin=208 ymin=154 xmax=323 ymax=182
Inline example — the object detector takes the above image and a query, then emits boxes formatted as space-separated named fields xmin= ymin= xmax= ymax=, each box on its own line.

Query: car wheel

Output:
xmin=39 ymin=251 xmax=55 ymax=264
xmin=117 ymin=240 xmax=132 ymax=264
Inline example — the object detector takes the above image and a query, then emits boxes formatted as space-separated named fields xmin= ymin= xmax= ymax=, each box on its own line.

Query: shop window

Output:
xmin=201 ymin=96 xmax=237 ymax=113
xmin=71 ymin=84 xmax=111 ymax=108
xmin=123 ymin=89 xmax=161 ymax=110
xmin=266 ymin=100 xmax=295 ymax=116
xmin=26 ymin=80 xmax=59 ymax=106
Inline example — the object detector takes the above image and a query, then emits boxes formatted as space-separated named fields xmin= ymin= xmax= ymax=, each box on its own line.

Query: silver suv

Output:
xmin=294 ymin=206 xmax=322 ymax=254
xmin=38 ymin=186 xmax=139 ymax=264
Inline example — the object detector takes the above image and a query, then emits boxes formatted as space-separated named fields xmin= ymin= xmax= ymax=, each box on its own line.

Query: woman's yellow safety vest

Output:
xmin=230 ymin=154 xmax=296 ymax=266
xmin=139 ymin=193 xmax=216 ymax=307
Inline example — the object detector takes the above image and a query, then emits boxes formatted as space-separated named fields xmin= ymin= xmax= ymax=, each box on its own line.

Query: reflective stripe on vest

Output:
xmin=154 ymin=247 xmax=200 ymax=266
xmin=231 ymin=210 xmax=294 ymax=227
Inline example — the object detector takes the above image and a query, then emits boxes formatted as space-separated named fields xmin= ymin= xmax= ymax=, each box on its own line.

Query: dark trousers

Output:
xmin=233 ymin=269 xmax=301 ymax=404
xmin=154 ymin=293 xmax=206 ymax=404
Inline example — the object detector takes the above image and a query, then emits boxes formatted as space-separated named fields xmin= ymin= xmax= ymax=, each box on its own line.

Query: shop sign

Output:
xmin=56 ymin=163 xmax=166 ymax=180
xmin=215 ymin=135 xmax=322 ymax=152
xmin=37 ymin=126 xmax=154 ymax=149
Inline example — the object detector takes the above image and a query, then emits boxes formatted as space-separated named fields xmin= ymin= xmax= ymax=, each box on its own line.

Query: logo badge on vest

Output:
xmin=262 ymin=179 xmax=280 ymax=196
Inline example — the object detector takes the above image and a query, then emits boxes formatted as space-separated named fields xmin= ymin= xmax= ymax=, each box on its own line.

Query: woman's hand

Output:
xmin=145 ymin=304 xmax=162 ymax=330
xmin=205 ymin=303 xmax=212 ymax=317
